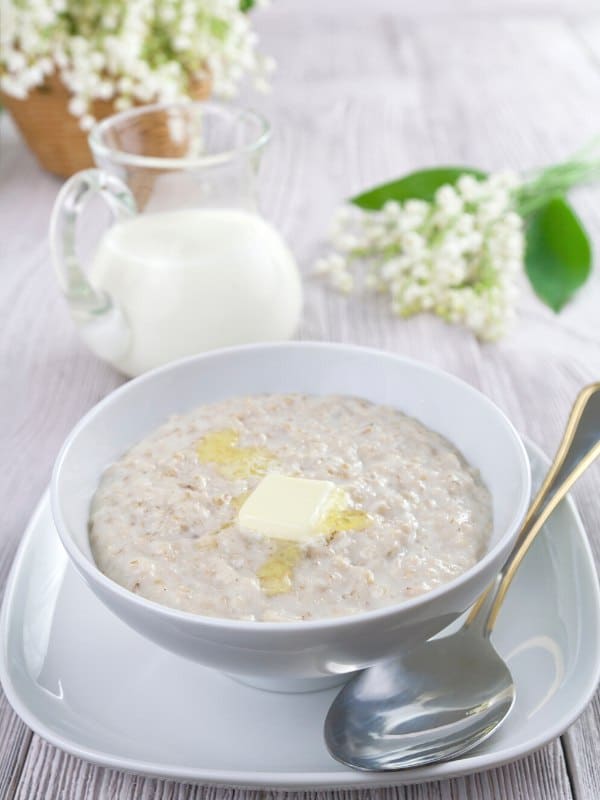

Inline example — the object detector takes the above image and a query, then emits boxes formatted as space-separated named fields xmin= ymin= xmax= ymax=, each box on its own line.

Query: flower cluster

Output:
xmin=315 ymin=172 xmax=525 ymax=340
xmin=0 ymin=0 xmax=274 ymax=129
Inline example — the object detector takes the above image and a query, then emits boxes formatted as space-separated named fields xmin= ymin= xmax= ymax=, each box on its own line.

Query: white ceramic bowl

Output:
xmin=51 ymin=342 xmax=531 ymax=692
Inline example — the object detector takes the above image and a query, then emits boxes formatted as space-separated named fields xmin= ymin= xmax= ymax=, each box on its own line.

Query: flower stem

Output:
xmin=514 ymin=137 xmax=600 ymax=216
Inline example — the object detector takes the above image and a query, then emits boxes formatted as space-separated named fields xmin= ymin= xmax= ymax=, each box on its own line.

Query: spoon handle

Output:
xmin=519 ymin=382 xmax=600 ymax=535
xmin=468 ymin=383 xmax=600 ymax=635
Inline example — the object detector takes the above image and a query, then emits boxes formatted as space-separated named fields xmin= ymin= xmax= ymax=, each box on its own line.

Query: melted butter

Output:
xmin=230 ymin=490 xmax=251 ymax=510
xmin=196 ymin=429 xmax=274 ymax=479
xmin=257 ymin=542 xmax=302 ymax=596
xmin=255 ymin=489 xmax=372 ymax=596
xmin=215 ymin=521 xmax=233 ymax=534
xmin=319 ymin=488 xmax=373 ymax=537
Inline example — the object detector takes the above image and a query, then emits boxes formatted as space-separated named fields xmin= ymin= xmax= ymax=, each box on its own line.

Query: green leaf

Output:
xmin=240 ymin=0 xmax=256 ymax=11
xmin=525 ymin=196 xmax=592 ymax=312
xmin=351 ymin=166 xmax=486 ymax=210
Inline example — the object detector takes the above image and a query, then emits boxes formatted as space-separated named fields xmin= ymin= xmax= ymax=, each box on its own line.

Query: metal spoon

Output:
xmin=325 ymin=383 xmax=600 ymax=771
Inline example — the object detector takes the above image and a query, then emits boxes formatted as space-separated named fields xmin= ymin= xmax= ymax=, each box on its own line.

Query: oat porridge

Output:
xmin=89 ymin=394 xmax=492 ymax=621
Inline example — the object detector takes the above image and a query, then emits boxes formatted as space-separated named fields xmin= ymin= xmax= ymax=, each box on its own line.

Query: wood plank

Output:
xmin=568 ymin=17 xmax=600 ymax=80
xmin=13 ymin=737 xmax=572 ymax=800
xmin=0 ymin=111 xmax=124 ymax=797
xmin=13 ymin=742 xmax=265 ymax=799
xmin=259 ymin=1 xmax=600 ymax=20
xmin=0 ymin=701 xmax=31 ymax=800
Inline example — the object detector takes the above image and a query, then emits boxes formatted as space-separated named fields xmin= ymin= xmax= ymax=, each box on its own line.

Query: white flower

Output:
xmin=114 ymin=95 xmax=133 ymax=110
xmin=488 ymin=170 xmax=520 ymax=191
xmin=382 ymin=199 xmax=401 ymax=217
xmin=477 ymin=199 xmax=508 ymax=225
xmin=6 ymin=50 xmax=26 ymax=71
xmin=503 ymin=211 xmax=523 ymax=231
xmin=435 ymin=185 xmax=463 ymax=216
xmin=402 ymin=231 xmax=426 ymax=256
xmin=0 ymin=0 xmax=274 ymax=121
xmin=381 ymin=259 xmax=403 ymax=280
xmin=455 ymin=213 xmax=475 ymax=235
xmin=332 ymin=233 xmax=360 ymax=253
xmin=96 ymin=80 xmax=113 ymax=100
xmin=365 ymin=273 xmax=383 ymax=291
xmin=330 ymin=272 xmax=354 ymax=294
xmin=333 ymin=205 xmax=355 ymax=226
xmin=504 ymin=232 xmax=525 ymax=257
xmin=0 ymin=74 xmax=27 ymax=97
xmin=313 ymin=257 xmax=332 ymax=276
xmin=315 ymin=171 xmax=525 ymax=340
xmin=79 ymin=113 xmax=95 ymax=131
xmin=314 ymin=253 xmax=347 ymax=275
xmin=464 ymin=231 xmax=483 ymax=252
xmin=456 ymin=174 xmax=482 ymax=202
xmin=68 ymin=95 xmax=87 ymax=116
xmin=404 ymin=199 xmax=429 ymax=219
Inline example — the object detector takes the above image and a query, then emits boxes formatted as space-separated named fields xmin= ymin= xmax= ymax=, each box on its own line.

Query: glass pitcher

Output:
xmin=50 ymin=102 xmax=302 ymax=377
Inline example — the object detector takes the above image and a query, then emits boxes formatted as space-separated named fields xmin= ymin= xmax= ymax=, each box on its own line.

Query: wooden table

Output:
xmin=1 ymin=1 xmax=599 ymax=797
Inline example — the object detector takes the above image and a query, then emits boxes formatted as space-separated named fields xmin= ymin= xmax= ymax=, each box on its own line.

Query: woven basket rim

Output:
xmin=0 ymin=70 xmax=214 ymax=177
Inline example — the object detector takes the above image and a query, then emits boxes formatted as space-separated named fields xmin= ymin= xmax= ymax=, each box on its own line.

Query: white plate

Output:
xmin=1 ymin=441 xmax=599 ymax=789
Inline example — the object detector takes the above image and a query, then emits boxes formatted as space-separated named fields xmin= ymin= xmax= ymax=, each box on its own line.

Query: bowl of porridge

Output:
xmin=51 ymin=342 xmax=530 ymax=692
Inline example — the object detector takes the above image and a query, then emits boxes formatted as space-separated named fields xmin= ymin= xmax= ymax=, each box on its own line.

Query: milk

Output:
xmin=83 ymin=208 xmax=303 ymax=377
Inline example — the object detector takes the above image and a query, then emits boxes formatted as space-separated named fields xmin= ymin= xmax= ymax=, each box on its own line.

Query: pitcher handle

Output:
xmin=49 ymin=169 xmax=136 ymax=322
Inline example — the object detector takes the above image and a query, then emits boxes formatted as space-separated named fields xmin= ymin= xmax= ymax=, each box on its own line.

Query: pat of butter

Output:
xmin=238 ymin=474 xmax=336 ymax=542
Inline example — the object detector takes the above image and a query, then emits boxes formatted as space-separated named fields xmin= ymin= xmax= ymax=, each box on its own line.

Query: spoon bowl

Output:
xmin=325 ymin=613 xmax=515 ymax=770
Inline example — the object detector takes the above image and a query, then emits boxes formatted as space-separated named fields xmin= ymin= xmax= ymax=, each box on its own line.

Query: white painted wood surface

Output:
xmin=1 ymin=1 xmax=599 ymax=797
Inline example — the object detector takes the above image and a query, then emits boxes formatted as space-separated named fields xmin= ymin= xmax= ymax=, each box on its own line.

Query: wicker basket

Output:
xmin=1 ymin=72 xmax=212 ymax=178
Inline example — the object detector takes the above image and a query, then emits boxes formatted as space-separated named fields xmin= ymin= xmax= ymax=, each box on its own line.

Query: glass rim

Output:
xmin=88 ymin=100 xmax=271 ymax=170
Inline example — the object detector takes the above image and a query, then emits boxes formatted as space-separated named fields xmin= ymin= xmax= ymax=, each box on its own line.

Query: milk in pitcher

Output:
xmin=84 ymin=208 xmax=302 ymax=376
